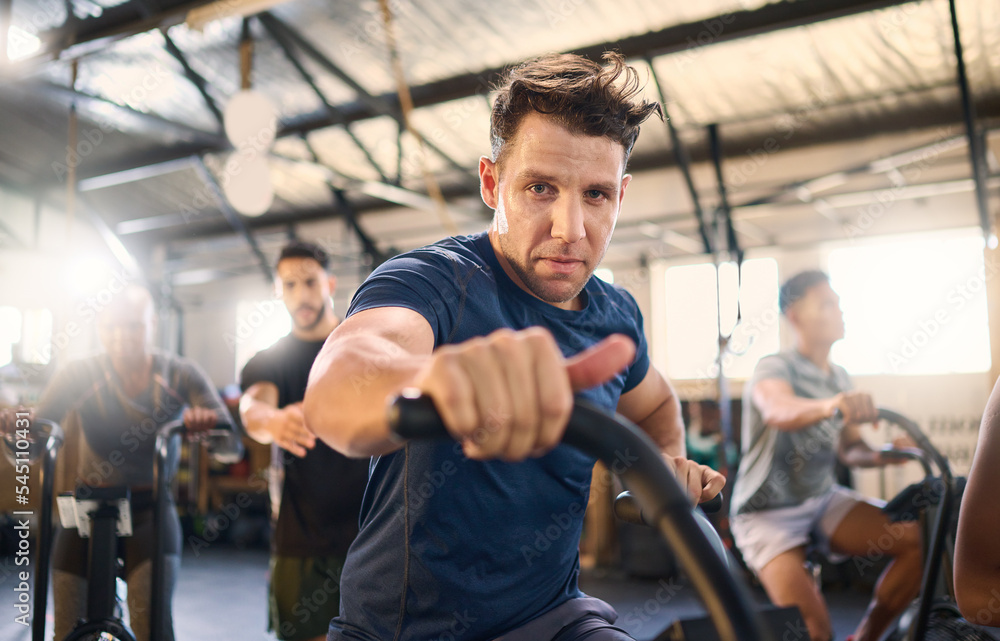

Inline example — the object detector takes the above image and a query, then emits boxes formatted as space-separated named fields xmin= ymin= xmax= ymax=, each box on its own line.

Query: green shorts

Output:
xmin=269 ymin=554 xmax=346 ymax=641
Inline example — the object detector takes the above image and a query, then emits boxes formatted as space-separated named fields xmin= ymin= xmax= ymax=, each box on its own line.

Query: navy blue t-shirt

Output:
xmin=330 ymin=232 xmax=649 ymax=641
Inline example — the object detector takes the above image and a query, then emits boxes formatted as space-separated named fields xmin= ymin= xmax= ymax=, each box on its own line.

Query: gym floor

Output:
xmin=0 ymin=543 xmax=927 ymax=641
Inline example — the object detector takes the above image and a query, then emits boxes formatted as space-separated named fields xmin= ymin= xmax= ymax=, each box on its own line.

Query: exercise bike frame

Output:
xmin=14 ymin=416 xmax=240 ymax=641
xmin=875 ymin=408 xmax=958 ymax=641
xmin=388 ymin=391 xmax=775 ymax=641
xmin=22 ymin=419 xmax=64 ymax=641
xmin=151 ymin=420 xmax=243 ymax=641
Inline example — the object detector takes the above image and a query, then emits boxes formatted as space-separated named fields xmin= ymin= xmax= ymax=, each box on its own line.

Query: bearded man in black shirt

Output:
xmin=239 ymin=241 xmax=369 ymax=641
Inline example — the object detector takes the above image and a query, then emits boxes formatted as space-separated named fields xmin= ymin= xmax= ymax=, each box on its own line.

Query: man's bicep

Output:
xmin=327 ymin=306 xmax=435 ymax=355
xmin=617 ymin=367 xmax=686 ymax=456
xmin=617 ymin=366 xmax=674 ymax=425
xmin=310 ymin=306 xmax=435 ymax=385
xmin=751 ymin=377 xmax=796 ymax=412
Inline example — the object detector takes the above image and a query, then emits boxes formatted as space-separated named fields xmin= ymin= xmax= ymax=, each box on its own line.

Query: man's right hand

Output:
xmin=268 ymin=403 xmax=316 ymax=457
xmin=830 ymin=391 xmax=878 ymax=425
xmin=412 ymin=328 xmax=635 ymax=462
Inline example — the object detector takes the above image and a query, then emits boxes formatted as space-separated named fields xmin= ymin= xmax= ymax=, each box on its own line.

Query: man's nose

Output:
xmin=550 ymin=196 xmax=586 ymax=243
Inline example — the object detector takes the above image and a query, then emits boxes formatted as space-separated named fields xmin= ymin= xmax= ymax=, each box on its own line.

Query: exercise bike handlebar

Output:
xmin=877 ymin=445 xmax=933 ymax=477
xmin=388 ymin=389 xmax=773 ymax=641
xmin=613 ymin=490 xmax=723 ymax=527
xmin=838 ymin=407 xmax=954 ymax=641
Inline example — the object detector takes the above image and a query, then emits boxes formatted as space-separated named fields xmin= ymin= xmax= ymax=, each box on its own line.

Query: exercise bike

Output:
xmin=612 ymin=490 xmax=810 ymax=640
xmin=873 ymin=408 xmax=994 ymax=641
xmin=1 ymin=417 xmax=63 ymax=641
xmin=388 ymin=390 xmax=776 ymax=641
xmin=10 ymin=417 xmax=241 ymax=641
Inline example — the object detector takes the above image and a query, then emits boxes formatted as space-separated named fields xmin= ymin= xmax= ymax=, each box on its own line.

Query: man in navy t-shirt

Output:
xmin=304 ymin=52 xmax=725 ymax=641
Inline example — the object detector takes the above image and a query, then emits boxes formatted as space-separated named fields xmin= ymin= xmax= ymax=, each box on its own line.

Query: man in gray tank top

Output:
xmin=730 ymin=271 xmax=922 ymax=641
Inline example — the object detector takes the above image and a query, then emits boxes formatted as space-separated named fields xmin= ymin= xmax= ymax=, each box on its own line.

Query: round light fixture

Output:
xmin=223 ymin=90 xmax=278 ymax=150
xmin=222 ymin=153 xmax=274 ymax=217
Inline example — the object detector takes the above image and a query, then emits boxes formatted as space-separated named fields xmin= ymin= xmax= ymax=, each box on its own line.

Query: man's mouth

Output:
xmin=539 ymin=257 xmax=583 ymax=275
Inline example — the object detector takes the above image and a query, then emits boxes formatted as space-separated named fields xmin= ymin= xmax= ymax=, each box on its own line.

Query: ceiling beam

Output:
xmin=160 ymin=28 xmax=225 ymax=129
xmin=258 ymin=15 xmax=390 ymax=183
xmin=280 ymin=0 xmax=922 ymax=134
xmin=647 ymin=57 xmax=712 ymax=254
xmin=26 ymin=80 xmax=227 ymax=146
xmin=0 ymin=0 xmax=219 ymax=78
xmin=63 ymin=0 xmax=939 ymax=189
xmin=258 ymin=11 xmax=476 ymax=182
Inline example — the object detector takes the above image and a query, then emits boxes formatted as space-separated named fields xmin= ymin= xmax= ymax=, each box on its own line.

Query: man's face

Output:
xmin=789 ymin=282 xmax=846 ymax=345
xmin=480 ymin=112 xmax=631 ymax=310
xmin=98 ymin=290 xmax=155 ymax=366
xmin=276 ymin=257 xmax=334 ymax=331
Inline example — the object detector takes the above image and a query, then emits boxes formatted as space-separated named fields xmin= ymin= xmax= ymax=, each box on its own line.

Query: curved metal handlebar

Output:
xmin=614 ymin=490 xmax=723 ymax=527
xmin=872 ymin=407 xmax=953 ymax=641
xmin=878 ymin=445 xmax=933 ymax=477
xmin=388 ymin=390 xmax=772 ymax=641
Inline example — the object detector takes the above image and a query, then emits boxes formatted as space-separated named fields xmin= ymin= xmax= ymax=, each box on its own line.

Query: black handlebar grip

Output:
xmin=388 ymin=390 xmax=450 ymax=441
xmin=615 ymin=490 xmax=724 ymax=526
xmin=701 ymin=492 xmax=724 ymax=514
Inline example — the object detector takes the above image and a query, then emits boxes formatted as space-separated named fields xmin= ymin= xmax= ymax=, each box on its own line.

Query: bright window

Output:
xmin=663 ymin=258 xmax=780 ymax=379
xmin=828 ymin=229 xmax=990 ymax=375
xmin=20 ymin=309 xmax=53 ymax=365
xmin=0 ymin=307 xmax=22 ymax=367
xmin=232 ymin=299 xmax=292 ymax=379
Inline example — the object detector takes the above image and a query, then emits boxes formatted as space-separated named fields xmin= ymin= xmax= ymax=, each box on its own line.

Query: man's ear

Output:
xmin=479 ymin=156 xmax=499 ymax=210
xmin=618 ymin=173 xmax=632 ymax=209
xmin=326 ymin=274 xmax=337 ymax=296
xmin=785 ymin=306 xmax=799 ymax=328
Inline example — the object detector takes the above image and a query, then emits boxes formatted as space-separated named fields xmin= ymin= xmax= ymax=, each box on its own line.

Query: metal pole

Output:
xmin=948 ymin=0 xmax=991 ymax=236
xmin=646 ymin=58 xmax=712 ymax=254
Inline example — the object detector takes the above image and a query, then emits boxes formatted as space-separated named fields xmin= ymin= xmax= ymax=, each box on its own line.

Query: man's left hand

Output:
xmin=182 ymin=407 xmax=218 ymax=438
xmin=665 ymin=455 xmax=726 ymax=505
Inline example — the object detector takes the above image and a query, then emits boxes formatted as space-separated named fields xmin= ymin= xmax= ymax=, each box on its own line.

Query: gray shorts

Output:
xmin=730 ymin=485 xmax=878 ymax=574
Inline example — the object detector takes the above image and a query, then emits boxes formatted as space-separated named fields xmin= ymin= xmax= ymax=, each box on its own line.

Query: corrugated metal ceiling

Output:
xmin=0 ymin=0 xmax=997 ymax=284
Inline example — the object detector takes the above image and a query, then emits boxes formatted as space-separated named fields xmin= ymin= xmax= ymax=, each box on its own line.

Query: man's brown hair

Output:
xmin=490 ymin=51 xmax=661 ymax=167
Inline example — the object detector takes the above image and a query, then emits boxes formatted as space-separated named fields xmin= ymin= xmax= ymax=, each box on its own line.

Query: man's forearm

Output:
xmin=239 ymin=398 xmax=278 ymax=444
xmin=839 ymin=440 xmax=882 ymax=468
xmin=760 ymin=396 xmax=836 ymax=431
xmin=304 ymin=332 xmax=425 ymax=458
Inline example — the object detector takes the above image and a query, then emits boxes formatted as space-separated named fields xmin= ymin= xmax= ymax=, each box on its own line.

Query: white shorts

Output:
xmin=730 ymin=485 xmax=879 ymax=574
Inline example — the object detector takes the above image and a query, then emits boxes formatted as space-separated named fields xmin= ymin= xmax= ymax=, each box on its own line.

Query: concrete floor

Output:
xmin=2 ymin=544 xmax=996 ymax=640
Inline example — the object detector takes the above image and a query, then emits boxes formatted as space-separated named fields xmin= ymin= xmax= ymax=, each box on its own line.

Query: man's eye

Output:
xmin=530 ymin=184 xmax=547 ymax=194
xmin=586 ymin=190 xmax=606 ymax=199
